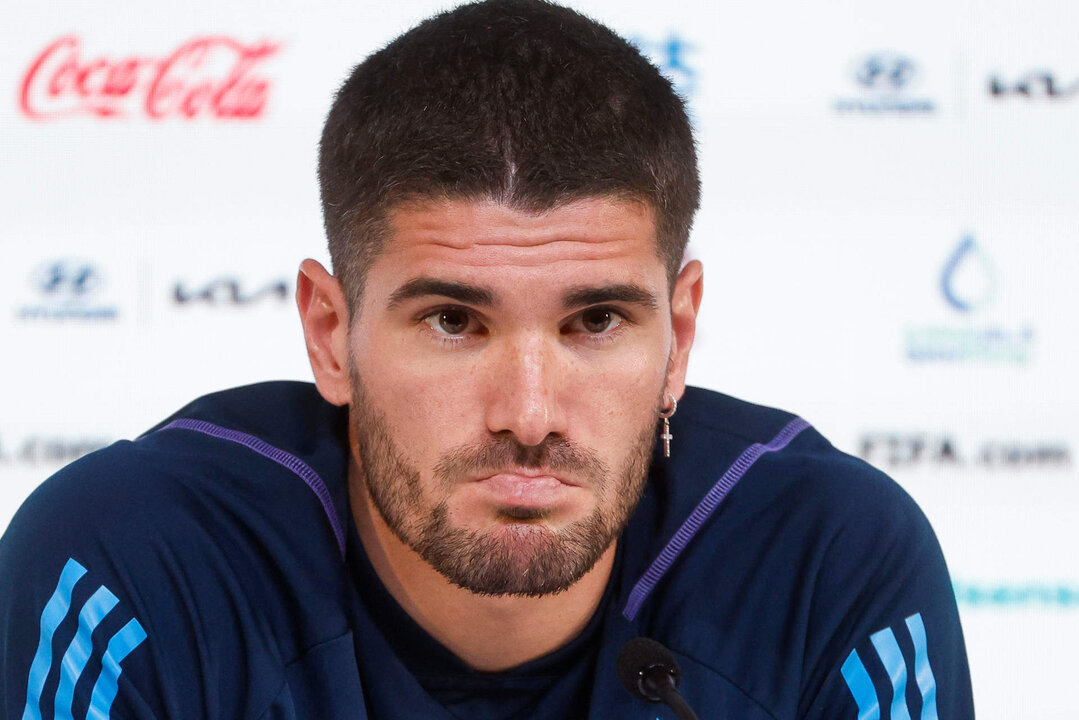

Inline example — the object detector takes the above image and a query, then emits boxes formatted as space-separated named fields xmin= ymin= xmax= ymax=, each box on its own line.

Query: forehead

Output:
xmin=368 ymin=197 xmax=664 ymax=291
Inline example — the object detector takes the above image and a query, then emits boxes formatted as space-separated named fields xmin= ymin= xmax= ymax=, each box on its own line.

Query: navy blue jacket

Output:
xmin=0 ymin=382 xmax=974 ymax=719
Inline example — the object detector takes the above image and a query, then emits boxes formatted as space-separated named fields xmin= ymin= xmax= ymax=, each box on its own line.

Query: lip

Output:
xmin=474 ymin=471 xmax=577 ymax=507
xmin=473 ymin=467 xmax=580 ymax=486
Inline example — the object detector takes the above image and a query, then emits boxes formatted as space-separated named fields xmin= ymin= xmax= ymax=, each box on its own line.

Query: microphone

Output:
xmin=616 ymin=637 xmax=700 ymax=720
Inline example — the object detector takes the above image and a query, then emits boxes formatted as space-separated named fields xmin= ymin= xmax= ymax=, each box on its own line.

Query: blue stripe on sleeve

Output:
xmin=53 ymin=585 xmax=120 ymax=720
xmin=840 ymin=649 xmax=881 ymax=720
xmin=870 ymin=627 xmax=912 ymax=720
xmin=905 ymin=613 xmax=939 ymax=720
xmin=86 ymin=619 xmax=148 ymax=720
xmin=22 ymin=558 xmax=88 ymax=720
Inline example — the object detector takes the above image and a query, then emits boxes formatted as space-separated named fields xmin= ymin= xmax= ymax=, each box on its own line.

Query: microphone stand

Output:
xmin=647 ymin=673 xmax=699 ymax=720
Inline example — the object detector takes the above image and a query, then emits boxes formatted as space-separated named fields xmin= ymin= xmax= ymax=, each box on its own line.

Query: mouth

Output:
xmin=474 ymin=470 xmax=578 ymax=508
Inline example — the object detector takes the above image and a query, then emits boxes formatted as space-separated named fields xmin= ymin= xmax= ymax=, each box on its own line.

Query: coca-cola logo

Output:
xmin=19 ymin=35 xmax=280 ymax=120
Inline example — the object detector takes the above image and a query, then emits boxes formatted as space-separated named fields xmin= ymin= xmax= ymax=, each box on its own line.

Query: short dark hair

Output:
xmin=318 ymin=0 xmax=699 ymax=310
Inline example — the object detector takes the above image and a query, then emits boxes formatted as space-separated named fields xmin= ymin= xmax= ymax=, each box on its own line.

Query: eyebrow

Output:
xmin=386 ymin=278 xmax=497 ymax=309
xmin=385 ymin=277 xmax=659 ymax=312
xmin=562 ymin=284 xmax=659 ymax=311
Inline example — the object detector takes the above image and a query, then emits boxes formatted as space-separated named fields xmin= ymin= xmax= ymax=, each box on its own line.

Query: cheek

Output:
xmin=563 ymin=347 xmax=668 ymax=445
xmin=351 ymin=332 xmax=482 ymax=453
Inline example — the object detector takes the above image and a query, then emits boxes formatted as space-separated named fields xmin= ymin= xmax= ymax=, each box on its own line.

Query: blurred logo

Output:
xmin=859 ymin=432 xmax=1071 ymax=470
xmin=835 ymin=53 xmax=936 ymax=114
xmin=940 ymin=235 xmax=996 ymax=313
xmin=0 ymin=434 xmax=111 ymax=465
xmin=34 ymin=261 xmax=102 ymax=298
xmin=17 ymin=260 xmax=119 ymax=321
xmin=632 ymin=34 xmax=697 ymax=97
xmin=19 ymin=35 xmax=280 ymax=121
xmin=953 ymin=581 xmax=1079 ymax=608
xmin=905 ymin=236 xmax=1035 ymax=364
xmin=989 ymin=71 xmax=1079 ymax=99
xmin=855 ymin=54 xmax=917 ymax=90
xmin=172 ymin=277 xmax=291 ymax=306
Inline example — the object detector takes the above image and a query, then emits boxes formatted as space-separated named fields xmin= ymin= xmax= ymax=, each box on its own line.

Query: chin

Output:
xmin=418 ymin=515 xmax=610 ymax=597
xmin=494 ymin=505 xmax=553 ymax=522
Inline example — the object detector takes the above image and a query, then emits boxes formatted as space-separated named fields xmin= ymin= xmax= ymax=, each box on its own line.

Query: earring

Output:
xmin=659 ymin=392 xmax=677 ymax=458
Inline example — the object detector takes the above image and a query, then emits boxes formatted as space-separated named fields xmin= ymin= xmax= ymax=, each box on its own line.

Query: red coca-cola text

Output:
xmin=19 ymin=35 xmax=280 ymax=120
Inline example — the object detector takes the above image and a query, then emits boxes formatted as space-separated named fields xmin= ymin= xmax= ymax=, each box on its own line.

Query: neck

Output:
xmin=349 ymin=467 xmax=616 ymax=672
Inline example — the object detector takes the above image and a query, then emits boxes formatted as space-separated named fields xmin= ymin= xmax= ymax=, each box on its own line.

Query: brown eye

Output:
xmin=434 ymin=309 xmax=469 ymax=335
xmin=580 ymin=308 xmax=614 ymax=333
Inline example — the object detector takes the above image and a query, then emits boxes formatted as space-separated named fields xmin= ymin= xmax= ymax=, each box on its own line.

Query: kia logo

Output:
xmin=989 ymin=71 xmax=1079 ymax=98
xmin=173 ymin=278 xmax=290 ymax=305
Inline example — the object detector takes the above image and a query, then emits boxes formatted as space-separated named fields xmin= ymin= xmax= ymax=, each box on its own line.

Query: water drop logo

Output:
xmin=904 ymin=234 xmax=1035 ymax=364
xmin=940 ymin=236 xmax=996 ymax=313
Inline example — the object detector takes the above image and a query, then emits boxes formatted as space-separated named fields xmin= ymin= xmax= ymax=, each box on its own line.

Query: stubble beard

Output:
xmin=348 ymin=371 xmax=656 ymax=597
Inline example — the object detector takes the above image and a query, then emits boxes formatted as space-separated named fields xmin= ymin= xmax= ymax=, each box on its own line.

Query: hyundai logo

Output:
xmin=855 ymin=54 xmax=917 ymax=90
xmin=32 ymin=260 xmax=102 ymax=298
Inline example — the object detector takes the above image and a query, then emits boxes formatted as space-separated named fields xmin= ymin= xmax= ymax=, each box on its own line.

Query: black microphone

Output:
xmin=616 ymin=637 xmax=700 ymax=720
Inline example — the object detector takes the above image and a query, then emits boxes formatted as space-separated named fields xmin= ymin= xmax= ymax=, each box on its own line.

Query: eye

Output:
xmin=423 ymin=308 xmax=473 ymax=335
xmin=581 ymin=308 xmax=614 ymax=333
xmin=573 ymin=307 xmax=625 ymax=335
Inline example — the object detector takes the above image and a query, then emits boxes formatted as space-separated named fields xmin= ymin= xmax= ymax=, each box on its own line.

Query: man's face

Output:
xmin=343 ymin=196 xmax=684 ymax=596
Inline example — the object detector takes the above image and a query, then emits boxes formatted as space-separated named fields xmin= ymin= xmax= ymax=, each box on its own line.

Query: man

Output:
xmin=0 ymin=1 xmax=974 ymax=718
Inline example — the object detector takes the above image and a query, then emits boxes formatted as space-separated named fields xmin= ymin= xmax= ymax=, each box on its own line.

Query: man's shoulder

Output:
xmin=143 ymin=380 xmax=347 ymax=457
xmin=8 ymin=380 xmax=349 ymax=547
xmin=677 ymin=385 xmax=800 ymax=444
xmin=632 ymin=388 xmax=960 ymax=716
xmin=673 ymin=385 xmax=915 ymax=532
xmin=0 ymin=380 xmax=353 ymax=622
xmin=0 ymin=381 xmax=356 ymax=720
xmin=647 ymin=384 xmax=941 ymax=627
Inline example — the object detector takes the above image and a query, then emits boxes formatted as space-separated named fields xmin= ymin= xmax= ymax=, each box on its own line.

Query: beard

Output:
xmin=348 ymin=370 xmax=656 ymax=597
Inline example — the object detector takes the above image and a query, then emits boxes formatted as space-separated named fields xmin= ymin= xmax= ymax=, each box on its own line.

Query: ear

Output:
xmin=296 ymin=259 xmax=352 ymax=406
xmin=664 ymin=260 xmax=704 ymax=401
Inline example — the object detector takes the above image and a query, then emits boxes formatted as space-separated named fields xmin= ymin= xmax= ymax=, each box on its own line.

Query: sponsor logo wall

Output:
xmin=2 ymin=0 xmax=1076 ymax=716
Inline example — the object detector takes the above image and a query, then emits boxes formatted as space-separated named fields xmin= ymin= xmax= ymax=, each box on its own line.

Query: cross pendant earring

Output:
xmin=659 ymin=392 xmax=677 ymax=458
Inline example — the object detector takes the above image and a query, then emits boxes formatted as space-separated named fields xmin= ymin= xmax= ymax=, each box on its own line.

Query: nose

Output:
xmin=484 ymin=333 xmax=568 ymax=447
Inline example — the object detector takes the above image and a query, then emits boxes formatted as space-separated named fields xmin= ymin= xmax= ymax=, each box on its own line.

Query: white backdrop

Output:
xmin=2 ymin=0 xmax=1077 ymax=716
